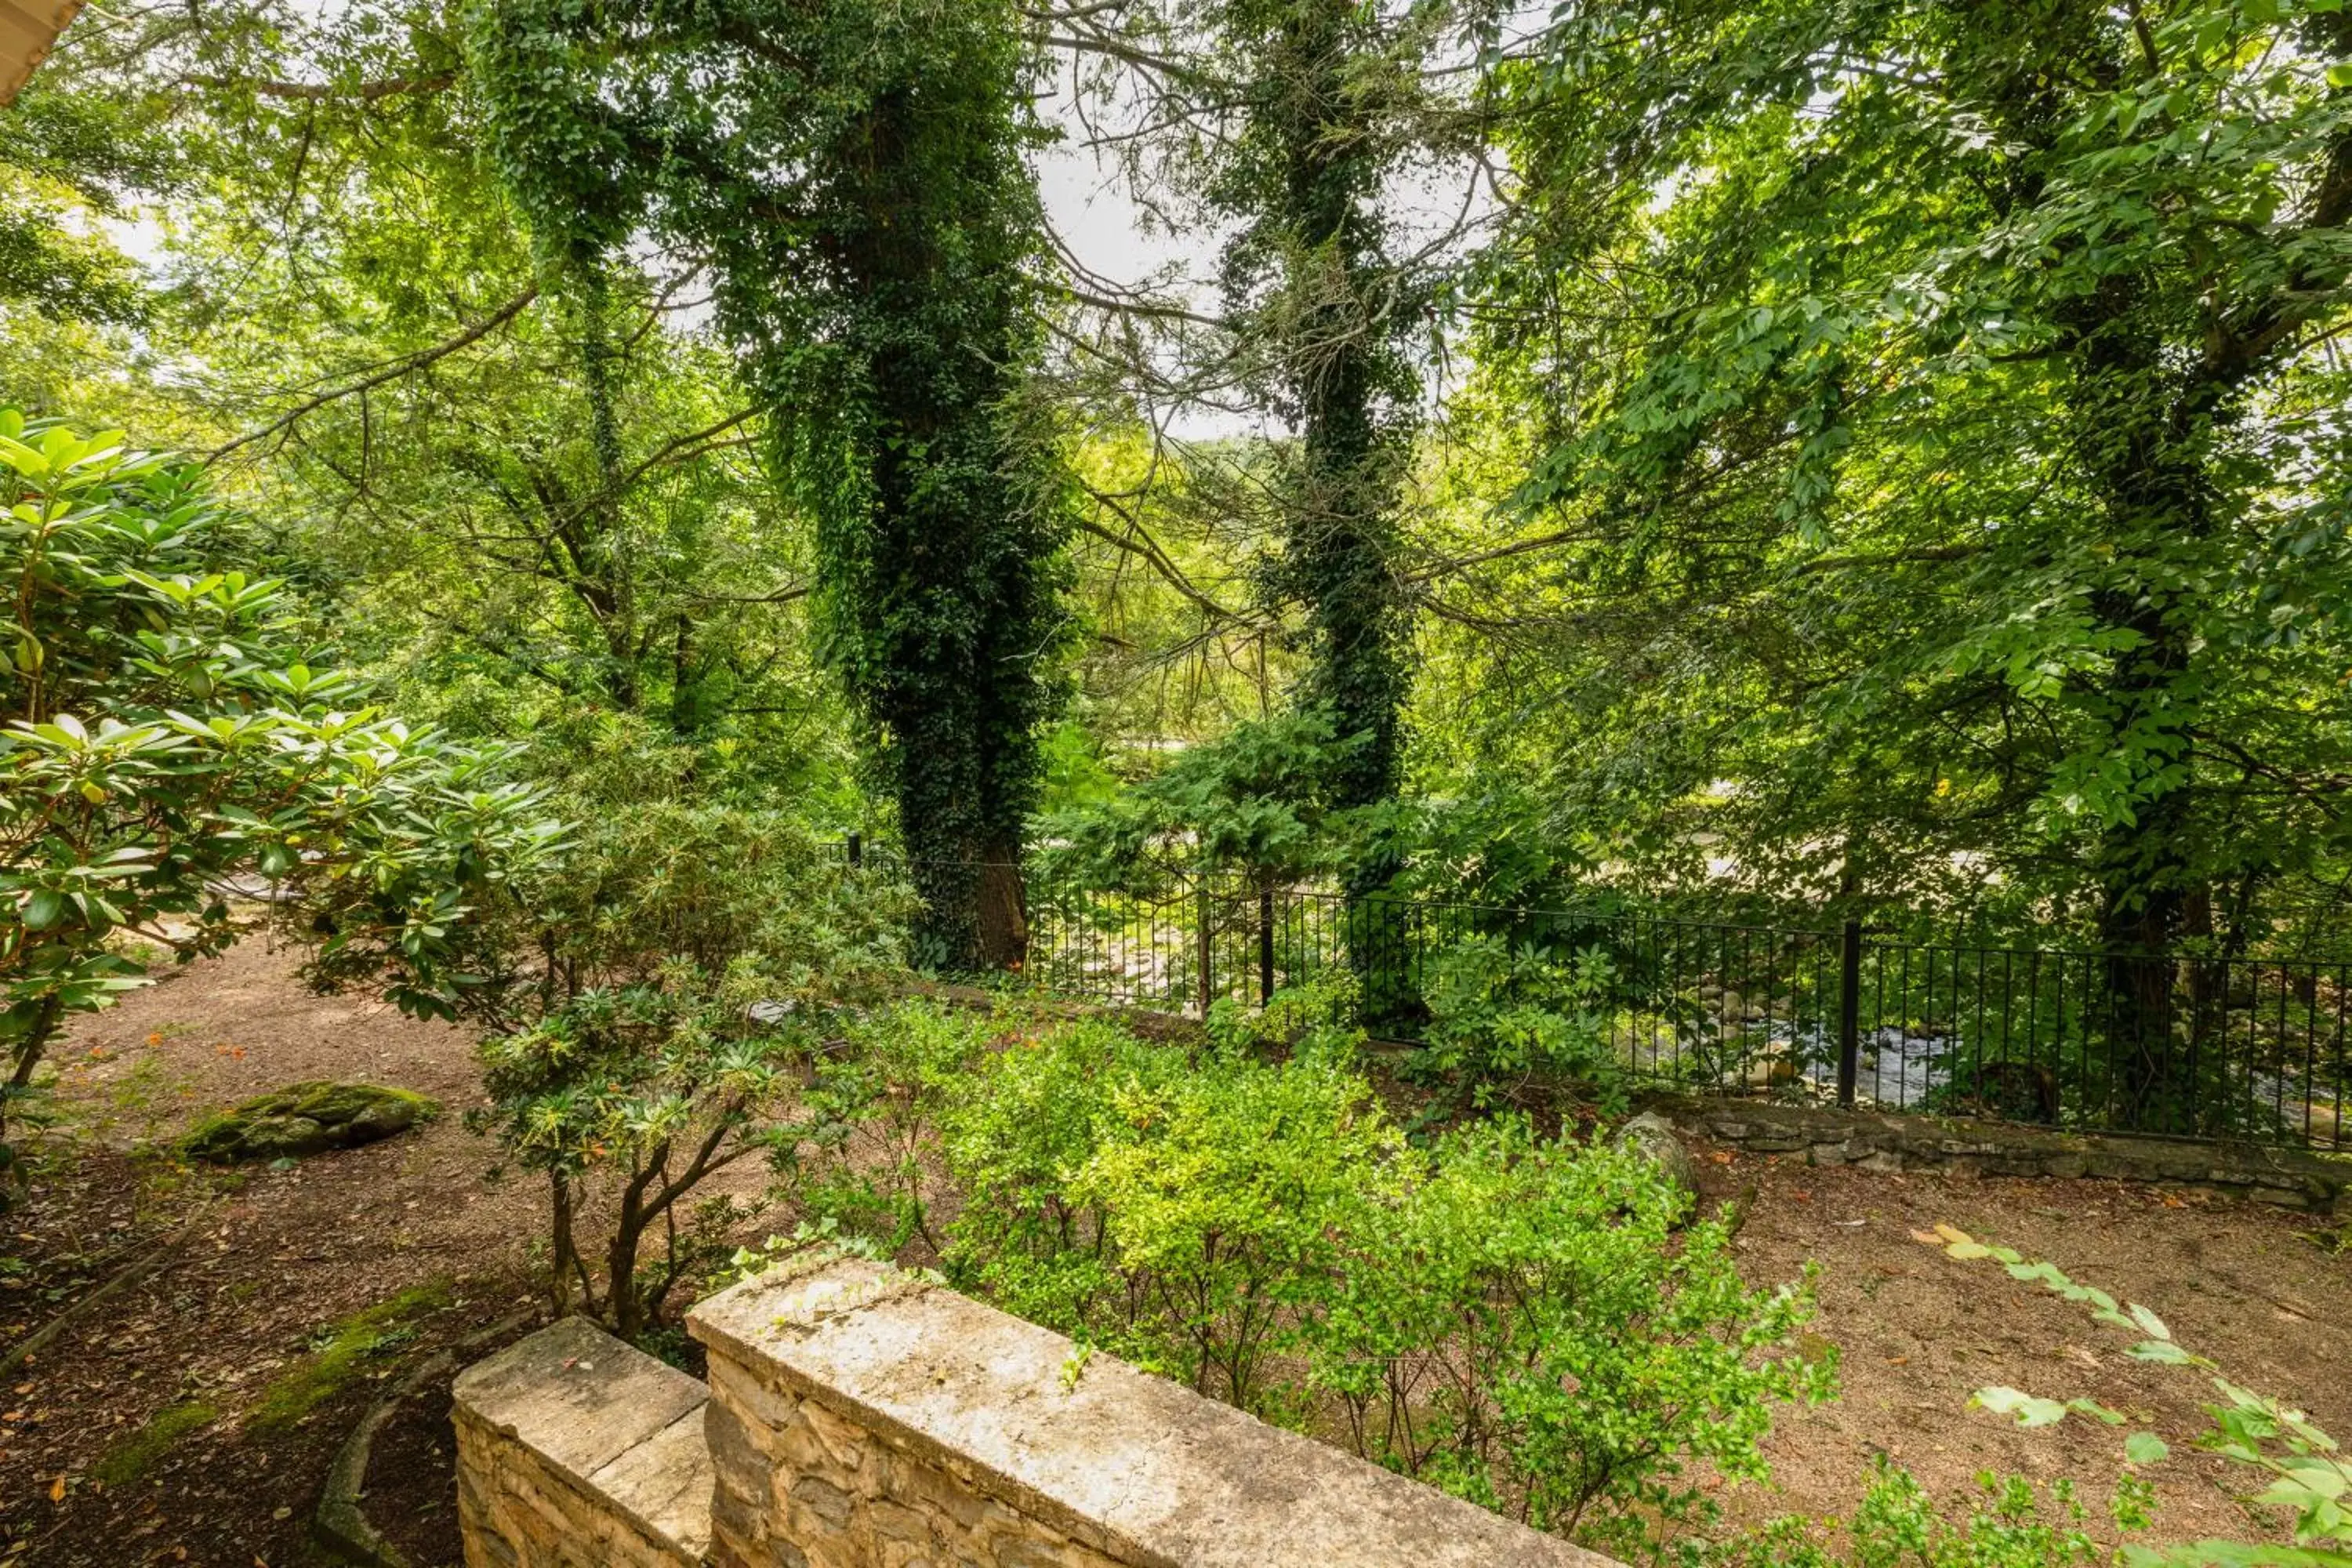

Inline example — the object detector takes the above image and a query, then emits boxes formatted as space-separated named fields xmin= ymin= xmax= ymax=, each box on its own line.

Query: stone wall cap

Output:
xmin=453 ymin=1315 xmax=713 ymax=1558
xmin=690 ymin=1258 xmax=1617 ymax=1568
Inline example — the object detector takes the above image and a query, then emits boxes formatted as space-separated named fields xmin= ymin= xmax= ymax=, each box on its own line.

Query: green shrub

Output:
xmin=789 ymin=999 xmax=1004 ymax=1256
xmin=788 ymin=1001 xmax=1828 ymax=1556
xmin=1059 ymin=1039 xmax=1398 ymax=1414
xmin=296 ymin=713 xmax=917 ymax=1342
xmin=1309 ymin=1118 xmax=1828 ymax=1551
xmin=1 ymin=414 xmax=552 ymax=1199
xmin=1409 ymin=932 xmax=1626 ymax=1112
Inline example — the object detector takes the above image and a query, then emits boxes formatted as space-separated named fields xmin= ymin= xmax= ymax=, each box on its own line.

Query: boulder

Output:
xmin=1617 ymin=1110 xmax=1700 ymax=1214
xmin=179 ymin=1081 xmax=440 ymax=1163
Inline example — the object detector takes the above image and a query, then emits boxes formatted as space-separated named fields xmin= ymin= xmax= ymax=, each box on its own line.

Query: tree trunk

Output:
xmin=2 ymin=993 xmax=64 ymax=1145
xmin=608 ymin=1212 xmax=644 ymax=1341
xmin=549 ymin=1172 xmax=580 ymax=1319
xmin=975 ymin=844 xmax=1029 ymax=972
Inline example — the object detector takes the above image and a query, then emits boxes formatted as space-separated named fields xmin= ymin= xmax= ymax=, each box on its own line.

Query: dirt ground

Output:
xmin=2 ymin=939 xmax=2347 ymax=1566
xmin=1700 ymin=1145 xmax=2351 ymax=1548
xmin=0 ymin=937 xmax=543 ymax=1568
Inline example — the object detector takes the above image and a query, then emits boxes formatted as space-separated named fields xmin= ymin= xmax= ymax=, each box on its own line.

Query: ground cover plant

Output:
xmin=1944 ymin=1232 xmax=2352 ymax=1566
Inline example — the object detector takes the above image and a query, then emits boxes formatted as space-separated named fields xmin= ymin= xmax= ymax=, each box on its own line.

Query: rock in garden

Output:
xmin=1617 ymin=1110 xmax=1700 ymax=1214
xmin=179 ymin=1081 xmax=441 ymax=1163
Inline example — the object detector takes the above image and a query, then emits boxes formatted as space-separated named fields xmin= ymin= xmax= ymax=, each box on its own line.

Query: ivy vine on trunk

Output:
xmin=471 ymin=0 xmax=1073 ymax=969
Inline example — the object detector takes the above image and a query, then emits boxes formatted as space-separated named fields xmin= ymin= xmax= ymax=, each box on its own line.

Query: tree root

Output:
xmin=0 ymin=1228 xmax=187 ymax=1380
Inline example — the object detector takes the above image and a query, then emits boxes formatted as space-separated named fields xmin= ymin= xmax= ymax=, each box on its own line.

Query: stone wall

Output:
xmin=687 ymin=1258 xmax=1616 ymax=1568
xmin=1654 ymin=1094 xmax=2347 ymax=1211
xmin=452 ymin=1315 xmax=713 ymax=1568
xmin=456 ymin=1261 xmax=1619 ymax=1568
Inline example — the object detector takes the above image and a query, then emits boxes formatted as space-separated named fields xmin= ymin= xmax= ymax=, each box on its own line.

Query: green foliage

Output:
xmin=1037 ymin=707 xmax=1373 ymax=889
xmin=1409 ymin=931 xmax=1624 ymax=1112
xmin=789 ymin=1000 xmax=1827 ymax=1555
xmin=0 ymin=414 xmax=528 ymax=1179
xmin=303 ymin=771 xmax=913 ymax=1340
xmin=0 ymin=166 xmax=145 ymax=328
xmin=1455 ymin=0 xmax=2352 ymax=954
xmin=1719 ymin=1461 xmax=2152 ymax=1568
xmin=471 ymin=0 xmax=1075 ymax=968
xmin=1055 ymin=1034 xmax=1397 ymax=1414
xmin=309 ymin=710 xmax=915 ymax=1338
xmin=1309 ymin=1117 xmax=1828 ymax=1551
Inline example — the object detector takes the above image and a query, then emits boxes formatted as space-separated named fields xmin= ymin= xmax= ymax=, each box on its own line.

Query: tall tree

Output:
xmin=1195 ymin=0 xmax=1449 ymax=815
xmin=474 ymin=0 xmax=1073 ymax=969
xmin=1457 ymin=0 xmax=2352 ymax=1108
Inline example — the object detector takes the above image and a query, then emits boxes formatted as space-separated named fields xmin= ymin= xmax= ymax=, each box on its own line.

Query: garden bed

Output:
xmin=4 ymin=942 xmax=2346 ymax=1563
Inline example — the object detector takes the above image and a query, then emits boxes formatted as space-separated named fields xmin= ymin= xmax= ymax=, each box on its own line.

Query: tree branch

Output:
xmin=209 ymin=289 xmax=540 ymax=461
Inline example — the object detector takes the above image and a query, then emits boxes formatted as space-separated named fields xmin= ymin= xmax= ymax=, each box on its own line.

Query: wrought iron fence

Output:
xmin=833 ymin=838 xmax=2349 ymax=1150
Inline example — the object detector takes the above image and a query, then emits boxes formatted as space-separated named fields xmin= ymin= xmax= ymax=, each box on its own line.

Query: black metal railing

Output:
xmin=833 ymin=839 xmax=2349 ymax=1150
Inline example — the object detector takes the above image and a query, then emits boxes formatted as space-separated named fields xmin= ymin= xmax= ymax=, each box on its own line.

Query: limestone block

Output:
xmin=452 ymin=1318 xmax=711 ymax=1568
xmin=691 ymin=1259 xmax=1617 ymax=1568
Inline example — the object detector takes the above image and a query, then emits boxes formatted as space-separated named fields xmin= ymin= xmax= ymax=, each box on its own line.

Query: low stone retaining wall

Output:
xmin=455 ymin=1259 xmax=1617 ymax=1568
xmin=1654 ymin=1094 xmax=2347 ymax=1211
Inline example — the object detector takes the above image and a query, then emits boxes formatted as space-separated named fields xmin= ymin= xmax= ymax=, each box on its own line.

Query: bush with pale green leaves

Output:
xmin=786 ymin=998 xmax=1831 ymax=1556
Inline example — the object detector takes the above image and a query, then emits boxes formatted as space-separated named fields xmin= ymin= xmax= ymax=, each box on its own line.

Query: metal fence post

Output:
xmin=1196 ymin=876 xmax=1214 ymax=1017
xmin=846 ymin=831 xmax=862 ymax=869
xmin=1837 ymin=918 xmax=1863 ymax=1109
xmin=1258 ymin=888 xmax=1276 ymax=1006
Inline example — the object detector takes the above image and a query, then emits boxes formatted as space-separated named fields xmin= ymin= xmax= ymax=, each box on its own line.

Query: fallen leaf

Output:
xmin=48 ymin=1475 xmax=64 ymax=1503
xmin=1886 ymin=1356 xmax=1910 ymax=1366
xmin=1910 ymin=1229 xmax=1944 ymax=1246
xmin=1710 ymin=1151 xmax=1734 ymax=1165
xmin=1792 ymin=1190 xmax=1813 ymax=1203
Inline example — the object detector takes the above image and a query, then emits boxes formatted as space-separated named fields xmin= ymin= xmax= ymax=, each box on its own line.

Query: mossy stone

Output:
xmin=180 ymin=1081 xmax=440 ymax=1163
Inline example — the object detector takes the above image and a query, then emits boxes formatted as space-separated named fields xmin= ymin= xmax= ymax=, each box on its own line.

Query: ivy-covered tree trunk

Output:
xmin=1207 ymin=0 xmax=1425 ymax=1014
xmin=472 ymin=0 xmax=1072 ymax=973
xmin=815 ymin=79 xmax=1067 ymax=972
xmin=1224 ymin=0 xmax=1417 ymax=815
